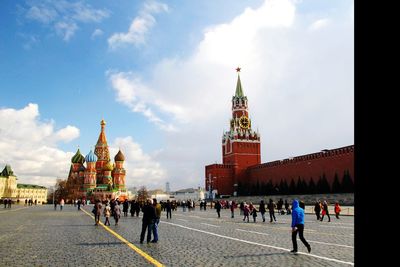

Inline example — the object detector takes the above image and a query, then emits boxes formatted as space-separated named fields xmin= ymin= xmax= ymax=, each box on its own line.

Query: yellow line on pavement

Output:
xmin=81 ymin=208 xmax=164 ymax=267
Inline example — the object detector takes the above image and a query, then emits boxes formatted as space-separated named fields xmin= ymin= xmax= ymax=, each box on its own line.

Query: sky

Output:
xmin=0 ymin=0 xmax=354 ymax=191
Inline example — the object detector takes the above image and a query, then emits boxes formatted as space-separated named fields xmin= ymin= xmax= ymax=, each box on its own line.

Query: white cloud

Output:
xmin=108 ymin=71 xmax=178 ymax=132
xmin=26 ymin=5 xmax=57 ymax=24
xmin=54 ymin=125 xmax=80 ymax=142
xmin=109 ymin=0 xmax=353 ymax=190
xmin=22 ymin=0 xmax=109 ymax=42
xmin=308 ymin=18 xmax=330 ymax=31
xmin=55 ymin=21 xmax=78 ymax=41
xmin=108 ymin=0 xmax=168 ymax=48
xmin=109 ymin=137 xmax=166 ymax=189
xmin=91 ymin=28 xmax=103 ymax=39
xmin=0 ymin=103 xmax=80 ymax=187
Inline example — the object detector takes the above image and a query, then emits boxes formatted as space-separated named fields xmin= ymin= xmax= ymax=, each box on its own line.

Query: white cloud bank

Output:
xmin=0 ymin=103 xmax=167 ymax=189
xmin=22 ymin=0 xmax=109 ymax=41
xmin=0 ymin=103 xmax=79 ymax=187
xmin=108 ymin=0 xmax=168 ymax=48
xmin=109 ymin=137 xmax=166 ymax=189
xmin=109 ymin=0 xmax=354 ymax=190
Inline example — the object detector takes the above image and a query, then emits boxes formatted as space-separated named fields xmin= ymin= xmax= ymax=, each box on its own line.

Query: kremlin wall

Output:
xmin=247 ymin=145 xmax=353 ymax=188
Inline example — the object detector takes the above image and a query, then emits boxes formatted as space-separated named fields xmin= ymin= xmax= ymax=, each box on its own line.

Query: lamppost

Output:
xmin=207 ymin=175 xmax=217 ymax=201
xmin=212 ymin=177 xmax=216 ymax=201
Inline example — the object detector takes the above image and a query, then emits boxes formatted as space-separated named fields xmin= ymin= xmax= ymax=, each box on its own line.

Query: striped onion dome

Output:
xmin=85 ymin=150 xmax=97 ymax=163
xmin=71 ymin=149 xmax=85 ymax=164
xmin=103 ymin=161 xmax=113 ymax=171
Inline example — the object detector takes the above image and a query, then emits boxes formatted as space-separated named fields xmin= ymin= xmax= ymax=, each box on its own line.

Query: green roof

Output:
xmin=235 ymin=74 xmax=244 ymax=97
xmin=71 ymin=148 xmax=85 ymax=164
xmin=1 ymin=165 xmax=14 ymax=177
xmin=17 ymin=184 xmax=47 ymax=189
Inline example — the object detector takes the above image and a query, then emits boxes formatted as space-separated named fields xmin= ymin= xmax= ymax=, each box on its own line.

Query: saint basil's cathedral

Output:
xmin=205 ymin=69 xmax=354 ymax=196
xmin=66 ymin=120 xmax=127 ymax=202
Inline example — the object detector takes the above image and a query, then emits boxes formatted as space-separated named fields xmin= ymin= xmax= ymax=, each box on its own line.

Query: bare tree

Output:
xmin=54 ymin=178 xmax=68 ymax=202
xmin=137 ymin=186 xmax=149 ymax=204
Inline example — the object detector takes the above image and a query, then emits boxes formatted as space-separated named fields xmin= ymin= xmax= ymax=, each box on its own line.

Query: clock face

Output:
xmin=239 ymin=116 xmax=250 ymax=129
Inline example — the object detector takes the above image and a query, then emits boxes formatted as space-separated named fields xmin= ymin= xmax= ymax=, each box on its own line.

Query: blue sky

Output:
xmin=0 ymin=0 xmax=354 ymax=190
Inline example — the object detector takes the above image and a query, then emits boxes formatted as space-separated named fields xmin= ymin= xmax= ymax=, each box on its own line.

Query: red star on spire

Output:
xmin=236 ymin=67 xmax=241 ymax=72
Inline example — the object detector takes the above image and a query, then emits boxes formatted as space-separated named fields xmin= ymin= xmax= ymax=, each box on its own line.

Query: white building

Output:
xmin=173 ymin=188 xmax=205 ymax=201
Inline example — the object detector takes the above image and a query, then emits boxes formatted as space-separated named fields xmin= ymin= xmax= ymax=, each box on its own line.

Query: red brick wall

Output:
xmin=205 ymin=164 xmax=234 ymax=195
xmin=247 ymin=146 xmax=354 ymax=187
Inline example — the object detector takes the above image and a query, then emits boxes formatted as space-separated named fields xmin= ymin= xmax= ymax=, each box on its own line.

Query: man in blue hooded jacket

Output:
xmin=291 ymin=199 xmax=311 ymax=254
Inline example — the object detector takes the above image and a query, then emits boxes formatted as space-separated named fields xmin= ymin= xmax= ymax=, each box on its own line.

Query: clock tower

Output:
xmin=222 ymin=68 xmax=261 ymax=194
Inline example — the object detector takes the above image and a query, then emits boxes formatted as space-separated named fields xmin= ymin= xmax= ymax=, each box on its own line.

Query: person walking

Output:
xmin=166 ymin=200 xmax=172 ymax=219
xmin=277 ymin=198 xmax=284 ymax=214
xmin=290 ymin=199 xmax=311 ymax=254
xmin=314 ymin=201 xmax=321 ymax=220
xmin=243 ymin=204 xmax=250 ymax=222
xmin=114 ymin=202 xmax=121 ymax=226
xmin=251 ymin=207 xmax=258 ymax=223
xmin=285 ymin=199 xmax=291 ymax=215
xmin=334 ymin=202 xmax=342 ymax=219
xmin=140 ymin=199 xmax=156 ymax=244
xmin=268 ymin=199 xmax=277 ymax=223
xmin=60 ymin=198 xmax=65 ymax=211
xmin=240 ymin=202 xmax=244 ymax=216
xmin=104 ymin=203 xmax=111 ymax=226
xmin=130 ymin=200 xmax=136 ymax=217
xmin=134 ymin=200 xmax=141 ymax=217
xmin=230 ymin=201 xmax=236 ymax=218
xmin=259 ymin=200 xmax=266 ymax=222
xmin=215 ymin=200 xmax=222 ymax=218
xmin=320 ymin=200 xmax=331 ymax=222
xmin=123 ymin=199 xmax=129 ymax=217
xmin=54 ymin=200 xmax=58 ymax=210
xmin=94 ymin=200 xmax=102 ymax=226
xmin=152 ymin=198 xmax=161 ymax=243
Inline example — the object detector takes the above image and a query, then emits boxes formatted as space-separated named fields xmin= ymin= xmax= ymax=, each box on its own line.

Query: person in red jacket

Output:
xmin=334 ymin=202 xmax=342 ymax=219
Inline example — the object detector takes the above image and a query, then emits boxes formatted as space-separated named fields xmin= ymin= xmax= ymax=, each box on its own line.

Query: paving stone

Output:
xmin=0 ymin=205 xmax=353 ymax=266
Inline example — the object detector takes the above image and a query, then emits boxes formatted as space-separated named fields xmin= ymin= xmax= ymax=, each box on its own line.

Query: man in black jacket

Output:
xmin=140 ymin=198 xmax=157 ymax=244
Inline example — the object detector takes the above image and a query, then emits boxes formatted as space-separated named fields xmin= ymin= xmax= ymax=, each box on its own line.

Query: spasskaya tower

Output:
xmin=206 ymin=68 xmax=260 ymax=196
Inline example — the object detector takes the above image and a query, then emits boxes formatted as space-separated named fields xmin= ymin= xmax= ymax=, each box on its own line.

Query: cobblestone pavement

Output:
xmin=0 ymin=205 xmax=354 ymax=266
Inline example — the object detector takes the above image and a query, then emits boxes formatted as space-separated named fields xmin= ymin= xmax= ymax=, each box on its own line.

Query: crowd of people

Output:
xmin=63 ymin=196 xmax=344 ymax=252
xmin=2 ymin=198 xmax=40 ymax=208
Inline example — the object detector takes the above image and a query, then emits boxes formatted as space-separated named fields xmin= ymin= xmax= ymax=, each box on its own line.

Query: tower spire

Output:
xmin=97 ymin=119 xmax=107 ymax=145
xmin=235 ymin=67 xmax=244 ymax=97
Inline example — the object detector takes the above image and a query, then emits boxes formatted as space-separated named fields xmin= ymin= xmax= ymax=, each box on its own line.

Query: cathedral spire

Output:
xmin=97 ymin=119 xmax=108 ymax=145
xmin=235 ymin=67 xmax=244 ymax=97
xmin=95 ymin=119 xmax=110 ymax=161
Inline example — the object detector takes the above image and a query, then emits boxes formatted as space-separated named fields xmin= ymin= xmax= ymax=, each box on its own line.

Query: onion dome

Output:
xmin=71 ymin=149 xmax=85 ymax=164
xmin=114 ymin=149 xmax=125 ymax=161
xmin=85 ymin=150 xmax=97 ymax=163
xmin=103 ymin=161 xmax=113 ymax=171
